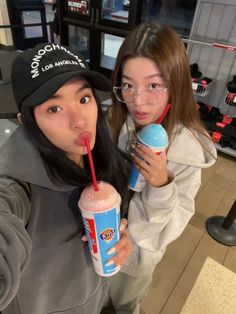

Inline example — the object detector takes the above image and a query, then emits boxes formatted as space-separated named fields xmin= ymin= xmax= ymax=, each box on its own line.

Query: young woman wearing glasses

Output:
xmin=105 ymin=22 xmax=217 ymax=313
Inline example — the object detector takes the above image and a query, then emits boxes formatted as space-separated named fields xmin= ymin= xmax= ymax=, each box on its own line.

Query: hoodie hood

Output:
xmin=0 ymin=126 xmax=74 ymax=191
xmin=167 ymin=125 xmax=217 ymax=168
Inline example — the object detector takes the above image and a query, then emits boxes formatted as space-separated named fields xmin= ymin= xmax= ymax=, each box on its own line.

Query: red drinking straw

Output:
xmin=156 ymin=103 xmax=171 ymax=124
xmin=84 ymin=138 xmax=99 ymax=191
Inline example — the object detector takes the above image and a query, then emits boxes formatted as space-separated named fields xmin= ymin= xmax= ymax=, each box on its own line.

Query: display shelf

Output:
xmin=224 ymin=91 xmax=236 ymax=107
xmin=182 ymin=36 xmax=236 ymax=52
xmin=184 ymin=13 xmax=236 ymax=158
xmin=203 ymin=121 xmax=236 ymax=138
xmin=202 ymin=119 xmax=236 ymax=158
xmin=192 ymin=79 xmax=214 ymax=97
xmin=214 ymin=143 xmax=236 ymax=158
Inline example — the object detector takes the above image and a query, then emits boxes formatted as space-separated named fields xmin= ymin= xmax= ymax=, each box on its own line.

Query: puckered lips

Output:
xmin=74 ymin=131 xmax=91 ymax=146
xmin=133 ymin=111 xmax=149 ymax=120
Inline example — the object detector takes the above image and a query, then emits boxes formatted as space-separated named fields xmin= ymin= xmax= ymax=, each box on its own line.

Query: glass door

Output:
xmin=98 ymin=0 xmax=136 ymax=28
xmin=6 ymin=0 xmax=48 ymax=50
xmin=60 ymin=0 xmax=139 ymax=36
xmin=65 ymin=24 xmax=125 ymax=74
xmin=59 ymin=0 xmax=92 ymax=61
xmin=101 ymin=0 xmax=129 ymax=23
xmin=100 ymin=32 xmax=124 ymax=72
xmin=101 ymin=0 xmax=129 ymax=22
xmin=67 ymin=24 xmax=90 ymax=61
xmin=59 ymin=0 xmax=140 ymax=75
xmin=141 ymin=0 xmax=198 ymax=37
xmin=64 ymin=0 xmax=90 ymax=19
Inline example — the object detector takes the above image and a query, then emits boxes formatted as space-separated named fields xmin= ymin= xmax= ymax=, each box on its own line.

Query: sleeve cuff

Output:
xmin=142 ymin=171 xmax=176 ymax=202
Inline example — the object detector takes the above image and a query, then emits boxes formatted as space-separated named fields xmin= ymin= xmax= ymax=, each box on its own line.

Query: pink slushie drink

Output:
xmin=78 ymin=181 xmax=121 ymax=277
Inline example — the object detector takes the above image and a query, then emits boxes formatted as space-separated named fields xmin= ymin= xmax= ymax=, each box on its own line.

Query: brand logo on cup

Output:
xmin=100 ymin=228 xmax=115 ymax=243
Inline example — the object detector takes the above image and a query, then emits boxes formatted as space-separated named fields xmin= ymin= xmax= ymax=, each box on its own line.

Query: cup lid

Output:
xmin=137 ymin=124 xmax=168 ymax=148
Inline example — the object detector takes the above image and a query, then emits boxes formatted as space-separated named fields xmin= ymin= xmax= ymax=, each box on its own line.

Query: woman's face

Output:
xmin=121 ymin=57 xmax=169 ymax=126
xmin=34 ymin=76 xmax=98 ymax=165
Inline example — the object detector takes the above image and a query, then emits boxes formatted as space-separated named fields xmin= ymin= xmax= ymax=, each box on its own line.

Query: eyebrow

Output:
xmin=122 ymin=73 xmax=163 ymax=80
xmin=50 ymin=83 xmax=91 ymax=99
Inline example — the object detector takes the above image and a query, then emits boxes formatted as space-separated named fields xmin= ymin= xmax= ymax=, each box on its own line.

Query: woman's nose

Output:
xmin=70 ymin=107 xmax=86 ymax=130
xmin=133 ymin=92 xmax=146 ymax=107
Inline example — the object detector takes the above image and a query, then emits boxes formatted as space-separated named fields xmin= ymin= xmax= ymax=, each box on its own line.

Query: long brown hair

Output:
xmin=110 ymin=22 xmax=207 ymax=144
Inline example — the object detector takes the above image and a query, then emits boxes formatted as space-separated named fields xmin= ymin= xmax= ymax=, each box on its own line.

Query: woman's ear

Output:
xmin=17 ymin=113 xmax=22 ymax=124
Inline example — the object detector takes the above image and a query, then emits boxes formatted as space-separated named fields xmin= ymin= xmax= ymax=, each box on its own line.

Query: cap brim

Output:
xmin=22 ymin=70 xmax=111 ymax=107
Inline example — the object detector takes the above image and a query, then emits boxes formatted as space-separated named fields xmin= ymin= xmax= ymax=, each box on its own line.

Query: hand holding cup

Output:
xmin=129 ymin=124 xmax=169 ymax=191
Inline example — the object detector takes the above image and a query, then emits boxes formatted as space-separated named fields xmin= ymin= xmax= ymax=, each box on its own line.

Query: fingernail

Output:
xmin=105 ymin=260 xmax=114 ymax=266
xmin=119 ymin=224 xmax=125 ymax=231
xmin=107 ymin=247 xmax=116 ymax=255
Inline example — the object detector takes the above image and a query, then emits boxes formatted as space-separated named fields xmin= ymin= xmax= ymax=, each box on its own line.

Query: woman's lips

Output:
xmin=74 ymin=132 xmax=91 ymax=146
xmin=134 ymin=111 xmax=149 ymax=120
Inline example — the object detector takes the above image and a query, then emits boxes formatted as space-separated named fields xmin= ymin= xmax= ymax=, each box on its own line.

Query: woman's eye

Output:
xmin=148 ymin=82 xmax=166 ymax=91
xmin=80 ymin=96 xmax=90 ymax=104
xmin=48 ymin=106 xmax=62 ymax=113
xmin=121 ymin=82 xmax=133 ymax=90
xmin=148 ymin=83 xmax=160 ymax=90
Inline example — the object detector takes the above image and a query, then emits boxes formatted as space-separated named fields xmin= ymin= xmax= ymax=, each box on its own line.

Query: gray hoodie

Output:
xmin=0 ymin=126 xmax=108 ymax=314
xmin=118 ymin=116 xmax=217 ymax=276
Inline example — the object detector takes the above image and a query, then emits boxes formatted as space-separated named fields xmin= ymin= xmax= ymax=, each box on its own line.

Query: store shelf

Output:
xmin=202 ymin=120 xmax=236 ymax=158
xmin=224 ymin=92 xmax=236 ymax=107
xmin=186 ymin=1 xmax=236 ymax=158
xmin=192 ymin=79 xmax=214 ymax=97
xmin=215 ymin=143 xmax=236 ymax=158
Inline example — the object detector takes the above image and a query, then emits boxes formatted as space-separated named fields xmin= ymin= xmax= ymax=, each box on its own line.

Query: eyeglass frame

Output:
xmin=113 ymin=85 xmax=168 ymax=103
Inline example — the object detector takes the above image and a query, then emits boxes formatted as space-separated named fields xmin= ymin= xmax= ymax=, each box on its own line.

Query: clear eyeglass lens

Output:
xmin=122 ymin=89 xmax=134 ymax=102
xmin=113 ymin=86 xmax=167 ymax=103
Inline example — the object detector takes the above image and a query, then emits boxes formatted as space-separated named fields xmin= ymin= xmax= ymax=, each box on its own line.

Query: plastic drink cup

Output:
xmin=129 ymin=124 xmax=169 ymax=192
xmin=78 ymin=181 xmax=121 ymax=277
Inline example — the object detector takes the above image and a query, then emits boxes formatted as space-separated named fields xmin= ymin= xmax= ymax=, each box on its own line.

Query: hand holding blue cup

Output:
xmin=129 ymin=124 xmax=169 ymax=192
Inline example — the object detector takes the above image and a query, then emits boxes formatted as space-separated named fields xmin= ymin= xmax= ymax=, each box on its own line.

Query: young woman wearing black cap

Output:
xmin=0 ymin=43 xmax=132 ymax=314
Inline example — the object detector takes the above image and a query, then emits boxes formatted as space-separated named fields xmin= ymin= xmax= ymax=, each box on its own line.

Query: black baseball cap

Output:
xmin=11 ymin=43 xmax=112 ymax=111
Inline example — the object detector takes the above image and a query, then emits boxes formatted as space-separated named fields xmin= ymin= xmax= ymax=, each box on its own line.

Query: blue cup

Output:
xmin=129 ymin=124 xmax=168 ymax=192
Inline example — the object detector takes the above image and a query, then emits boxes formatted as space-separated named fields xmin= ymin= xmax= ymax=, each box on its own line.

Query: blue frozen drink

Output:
xmin=129 ymin=124 xmax=169 ymax=192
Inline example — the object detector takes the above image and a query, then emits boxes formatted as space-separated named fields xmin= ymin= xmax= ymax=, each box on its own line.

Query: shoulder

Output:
xmin=167 ymin=125 xmax=217 ymax=168
xmin=0 ymin=127 xmax=69 ymax=191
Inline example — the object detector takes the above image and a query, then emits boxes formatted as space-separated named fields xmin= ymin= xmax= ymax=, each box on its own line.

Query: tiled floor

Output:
xmin=100 ymin=151 xmax=236 ymax=314
xmin=0 ymin=119 xmax=18 ymax=147
xmin=140 ymin=152 xmax=236 ymax=314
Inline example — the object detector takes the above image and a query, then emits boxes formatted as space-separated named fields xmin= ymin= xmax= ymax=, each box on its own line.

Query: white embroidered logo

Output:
xmin=30 ymin=44 xmax=86 ymax=78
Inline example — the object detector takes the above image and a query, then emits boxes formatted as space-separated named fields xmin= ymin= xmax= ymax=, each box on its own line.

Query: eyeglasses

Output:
xmin=113 ymin=85 xmax=168 ymax=103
